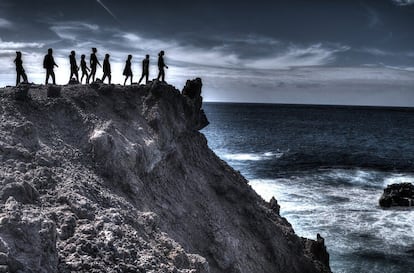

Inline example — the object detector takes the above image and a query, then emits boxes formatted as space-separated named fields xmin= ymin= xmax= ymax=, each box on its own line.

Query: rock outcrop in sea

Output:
xmin=379 ymin=183 xmax=414 ymax=207
xmin=0 ymin=79 xmax=331 ymax=273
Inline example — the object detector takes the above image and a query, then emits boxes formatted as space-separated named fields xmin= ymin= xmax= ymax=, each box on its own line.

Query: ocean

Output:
xmin=201 ymin=103 xmax=414 ymax=273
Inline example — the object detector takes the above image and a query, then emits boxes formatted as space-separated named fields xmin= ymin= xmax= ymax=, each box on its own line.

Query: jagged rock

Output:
xmin=47 ymin=85 xmax=61 ymax=97
xmin=379 ymin=183 xmax=414 ymax=207
xmin=302 ymin=234 xmax=330 ymax=273
xmin=0 ymin=181 xmax=39 ymax=204
xmin=14 ymin=84 xmax=30 ymax=101
xmin=182 ymin=78 xmax=209 ymax=130
xmin=0 ymin=81 xmax=331 ymax=273
xmin=182 ymin=78 xmax=202 ymax=99
xmin=269 ymin=196 xmax=280 ymax=214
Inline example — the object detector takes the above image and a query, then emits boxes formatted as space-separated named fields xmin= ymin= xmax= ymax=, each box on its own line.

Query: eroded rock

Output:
xmin=379 ymin=183 xmax=414 ymax=207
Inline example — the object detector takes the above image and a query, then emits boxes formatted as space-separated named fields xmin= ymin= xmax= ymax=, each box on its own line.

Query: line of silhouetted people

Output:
xmin=14 ymin=48 xmax=169 ymax=86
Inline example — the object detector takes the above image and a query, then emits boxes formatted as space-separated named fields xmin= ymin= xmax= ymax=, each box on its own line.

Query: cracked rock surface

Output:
xmin=0 ymin=79 xmax=331 ymax=273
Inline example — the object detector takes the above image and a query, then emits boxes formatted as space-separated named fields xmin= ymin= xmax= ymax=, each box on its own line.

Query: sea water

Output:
xmin=201 ymin=103 xmax=414 ymax=273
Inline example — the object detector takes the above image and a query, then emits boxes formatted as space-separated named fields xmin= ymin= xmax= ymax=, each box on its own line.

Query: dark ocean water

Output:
xmin=201 ymin=103 xmax=414 ymax=273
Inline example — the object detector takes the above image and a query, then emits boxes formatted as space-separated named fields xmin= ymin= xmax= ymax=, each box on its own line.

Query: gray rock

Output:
xmin=0 ymin=81 xmax=331 ymax=273
xmin=379 ymin=183 xmax=414 ymax=207
xmin=47 ymin=85 xmax=61 ymax=97
xmin=0 ymin=252 xmax=8 ymax=265
xmin=0 ymin=181 xmax=39 ymax=204
xmin=14 ymin=85 xmax=30 ymax=101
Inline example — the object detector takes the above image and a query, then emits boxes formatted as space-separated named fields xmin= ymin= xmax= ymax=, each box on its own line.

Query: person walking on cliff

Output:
xmin=123 ymin=54 xmax=133 ymax=85
xmin=90 ymin=47 xmax=101 ymax=83
xmin=14 ymin=51 xmax=28 ymax=86
xmin=43 ymin=48 xmax=58 ymax=85
xmin=80 ymin=54 xmax=90 ymax=84
xmin=157 ymin=51 xmax=168 ymax=83
xmin=69 ymin=50 xmax=79 ymax=83
xmin=138 ymin=54 xmax=150 ymax=85
xmin=102 ymin=54 xmax=111 ymax=84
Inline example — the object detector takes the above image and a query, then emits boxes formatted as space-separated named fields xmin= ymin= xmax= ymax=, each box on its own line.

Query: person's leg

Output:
xmin=124 ymin=76 xmax=127 ymax=85
xmin=108 ymin=74 xmax=111 ymax=84
xmin=16 ymin=71 xmax=20 ymax=86
xmin=145 ymin=73 xmax=148 ymax=84
xmin=51 ymin=71 xmax=56 ymax=85
xmin=138 ymin=72 xmax=144 ymax=84
xmin=75 ymin=70 xmax=79 ymax=82
xmin=22 ymin=71 xmax=28 ymax=83
xmin=81 ymin=72 xmax=85 ymax=83
xmin=91 ymin=67 xmax=96 ymax=82
xmin=161 ymin=69 xmax=165 ymax=82
xmin=45 ymin=70 xmax=50 ymax=85
xmin=130 ymin=74 xmax=133 ymax=85
xmin=102 ymin=73 xmax=106 ymax=83
xmin=86 ymin=71 xmax=90 ymax=84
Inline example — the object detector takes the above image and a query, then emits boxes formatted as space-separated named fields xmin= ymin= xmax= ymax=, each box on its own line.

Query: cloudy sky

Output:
xmin=0 ymin=0 xmax=414 ymax=106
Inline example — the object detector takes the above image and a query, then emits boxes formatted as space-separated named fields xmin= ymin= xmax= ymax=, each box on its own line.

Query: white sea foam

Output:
xmin=220 ymin=151 xmax=283 ymax=161
xmin=383 ymin=173 xmax=414 ymax=187
xmin=249 ymin=169 xmax=414 ymax=272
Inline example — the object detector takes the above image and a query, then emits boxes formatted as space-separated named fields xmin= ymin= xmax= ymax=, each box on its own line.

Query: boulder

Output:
xmin=379 ymin=183 xmax=414 ymax=207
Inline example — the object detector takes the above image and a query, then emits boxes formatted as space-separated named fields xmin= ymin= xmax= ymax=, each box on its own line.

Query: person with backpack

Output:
xmin=43 ymin=48 xmax=58 ymax=85
xmin=14 ymin=51 xmax=28 ymax=86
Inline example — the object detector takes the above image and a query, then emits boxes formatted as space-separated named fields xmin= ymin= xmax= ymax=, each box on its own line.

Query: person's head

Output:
xmin=146 ymin=54 xmax=149 ymax=59
xmin=81 ymin=54 xmax=85 ymax=59
xmin=71 ymin=50 xmax=75 ymax=56
xmin=16 ymin=51 xmax=21 ymax=58
xmin=128 ymin=54 xmax=132 ymax=60
xmin=159 ymin=50 xmax=164 ymax=56
xmin=105 ymin=54 xmax=110 ymax=59
xmin=48 ymin=48 xmax=53 ymax=54
xmin=92 ymin=47 xmax=97 ymax=53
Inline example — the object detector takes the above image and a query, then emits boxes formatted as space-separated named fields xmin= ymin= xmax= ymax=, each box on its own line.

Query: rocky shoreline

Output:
xmin=379 ymin=183 xmax=414 ymax=208
xmin=0 ymin=80 xmax=331 ymax=273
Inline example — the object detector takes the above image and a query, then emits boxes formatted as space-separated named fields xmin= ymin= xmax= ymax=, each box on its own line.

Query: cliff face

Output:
xmin=0 ymin=80 xmax=331 ymax=273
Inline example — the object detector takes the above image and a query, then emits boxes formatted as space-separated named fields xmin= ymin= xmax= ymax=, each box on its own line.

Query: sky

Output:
xmin=0 ymin=0 xmax=413 ymax=106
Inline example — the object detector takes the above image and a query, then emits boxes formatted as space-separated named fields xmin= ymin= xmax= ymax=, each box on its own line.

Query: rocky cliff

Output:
xmin=0 ymin=79 xmax=331 ymax=273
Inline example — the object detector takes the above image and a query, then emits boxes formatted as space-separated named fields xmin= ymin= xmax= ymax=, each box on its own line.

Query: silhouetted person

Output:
xmin=14 ymin=51 xmax=28 ymax=86
xmin=138 ymin=54 xmax=150 ymax=85
xmin=102 ymin=54 xmax=111 ymax=84
xmin=157 ymin=51 xmax=168 ymax=82
xmin=90 ymin=47 xmax=101 ymax=82
xmin=123 ymin=55 xmax=133 ymax=85
xmin=69 ymin=50 xmax=79 ymax=82
xmin=43 ymin=48 xmax=58 ymax=85
xmin=80 ymin=54 xmax=90 ymax=84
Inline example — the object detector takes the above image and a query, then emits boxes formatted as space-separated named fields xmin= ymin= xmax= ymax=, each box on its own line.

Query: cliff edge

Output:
xmin=0 ymin=79 xmax=331 ymax=273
